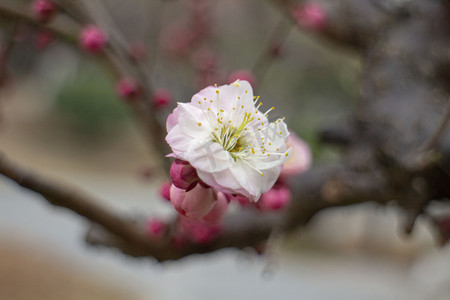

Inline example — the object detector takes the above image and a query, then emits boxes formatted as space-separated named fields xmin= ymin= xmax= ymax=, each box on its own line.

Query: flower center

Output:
xmin=211 ymin=112 xmax=254 ymax=159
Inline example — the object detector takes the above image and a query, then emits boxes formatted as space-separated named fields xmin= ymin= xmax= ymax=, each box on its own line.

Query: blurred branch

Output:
xmin=269 ymin=0 xmax=395 ymax=51
xmin=0 ymin=149 xmax=392 ymax=261
xmin=418 ymin=101 xmax=450 ymax=153
xmin=252 ymin=13 xmax=292 ymax=85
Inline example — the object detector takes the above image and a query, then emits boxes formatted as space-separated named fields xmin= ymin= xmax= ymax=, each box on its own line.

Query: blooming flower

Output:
xmin=166 ymin=80 xmax=291 ymax=202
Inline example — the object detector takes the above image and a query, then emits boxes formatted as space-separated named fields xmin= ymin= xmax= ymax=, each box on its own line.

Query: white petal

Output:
xmin=186 ymin=139 xmax=233 ymax=173
xmin=165 ymin=124 xmax=194 ymax=159
xmin=177 ymin=103 xmax=211 ymax=139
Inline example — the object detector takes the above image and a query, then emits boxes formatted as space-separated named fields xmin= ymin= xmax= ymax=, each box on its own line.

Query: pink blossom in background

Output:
xmin=281 ymin=133 xmax=312 ymax=177
xmin=292 ymin=3 xmax=327 ymax=31
xmin=170 ymin=184 xmax=217 ymax=219
xmin=145 ymin=218 xmax=166 ymax=238
xmin=116 ymin=78 xmax=142 ymax=100
xmin=202 ymin=192 xmax=229 ymax=223
xmin=170 ymin=159 xmax=199 ymax=190
xmin=153 ymin=88 xmax=172 ymax=108
xmin=32 ymin=0 xmax=57 ymax=23
xmin=227 ymin=70 xmax=257 ymax=88
xmin=257 ymin=183 xmax=292 ymax=211
xmin=179 ymin=217 xmax=222 ymax=245
xmin=159 ymin=180 xmax=171 ymax=201
xmin=79 ymin=25 xmax=108 ymax=54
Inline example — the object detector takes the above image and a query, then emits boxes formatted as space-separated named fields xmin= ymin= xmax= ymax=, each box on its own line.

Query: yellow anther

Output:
xmin=198 ymin=122 xmax=202 ymax=126
xmin=216 ymin=90 xmax=219 ymax=94
xmin=285 ymin=153 xmax=289 ymax=156
xmin=210 ymin=100 xmax=213 ymax=103
xmin=261 ymin=173 xmax=264 ymax=176
xmin=267 ymin=154 xmax=270 ymax=157
xmin=198 ymin=101 xmax=201 ymax=104
xmin=276 ymin=148 xmax=279 ymax=151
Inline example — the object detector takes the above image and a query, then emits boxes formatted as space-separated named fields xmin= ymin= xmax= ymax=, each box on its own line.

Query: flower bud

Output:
xmin=227 ymin=70 xmax=257 ymax=88
xmin=179 ymin=217 xmax=221 ymax=244
xmin=292 ymin=3 xmax=327 ymax=31
xmin=281 ymin=133 xmax=312 ymax=177
xmin=32 ymin=0 xmax=57 ymax=23
xmin=159 ymin=180 xmax=171 ymax=201
xmin=116 ymin=78 xmax=142 ymax=100
xmin=80 ymin=25 xmax=108 ymax=54
xmin=153 ymin=88 xmax=172 ymax=108
xmin=257 ymin=184 xmax=291 ymax=211
xmin=170 ymin=184 xmax=216 ymax=219
xmin=170 ymin=159 xmax=199 ymax=190
xmin=145 ymin=218 xmax=166 ymax=238
xmin=202 ymin=192 xmax=229 ymax=223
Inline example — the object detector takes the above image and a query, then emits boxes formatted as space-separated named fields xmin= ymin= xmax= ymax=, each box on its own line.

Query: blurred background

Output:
xmin=1 ymin=0 xmax=450 ymax=299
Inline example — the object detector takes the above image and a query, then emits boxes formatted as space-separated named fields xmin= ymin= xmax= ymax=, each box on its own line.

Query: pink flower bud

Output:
xmin=153 ymin=88 xmax=172 ymax=108
xmin=227 ymin=70 xmax=257 ymax=88
xmin=202 ymin=192 xmax=229 ymax=223
xmin=145 ymin=218 xmax=166 ymax=238
xmin=257 ymin=184 xmax=291 ymax=211
xmin=179 ymin=217 xmax=221 ymax=244
xmin=116 ymin=78 xmax=142 ymax=100
xmin=170 ymin=159 xmax=199 ymax=190
xmin=281 ymin=133 xmax=312 ymax=177
xmin=170 ymin=184 xmax=216 ymax=219
xmin=293 ymin=3 xmax=327 ymax=31
xmin=159 ymin=180 xmax=171 ymax=201
xmin=32 ymin=0 xmax=57 ymax=23
xmin=80 ymin=25 xmax=108 ymax=54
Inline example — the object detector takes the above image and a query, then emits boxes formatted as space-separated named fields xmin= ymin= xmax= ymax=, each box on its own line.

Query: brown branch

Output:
xmin=0 ymin=149 xmax=392 ymax=261
xmin=269 ymin=0 xmax=396 ymax=51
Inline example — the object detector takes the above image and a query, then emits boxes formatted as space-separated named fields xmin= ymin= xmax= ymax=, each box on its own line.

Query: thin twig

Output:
xmin=418 ymin=101 xmax=450 ymax=153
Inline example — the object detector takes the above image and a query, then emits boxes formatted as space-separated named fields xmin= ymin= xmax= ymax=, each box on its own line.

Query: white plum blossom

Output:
xmin=166 ymin=80 xmax=291 ymax=202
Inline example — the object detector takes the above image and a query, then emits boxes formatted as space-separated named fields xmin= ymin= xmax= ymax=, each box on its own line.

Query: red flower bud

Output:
xmin=170 ymin=159 xmax=199 ymax=190
xmin=153 ymin=88 xmax=172 ymax=108
xmin=32 ymin=0 xmax=57 ymax=23
xmin=293 ymin=3 xmax=327 ymax=31
xmin=116 ymin=78 xmax=142 ymax=100
xmin=79 ymin=25 xmax=108 ymax=54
